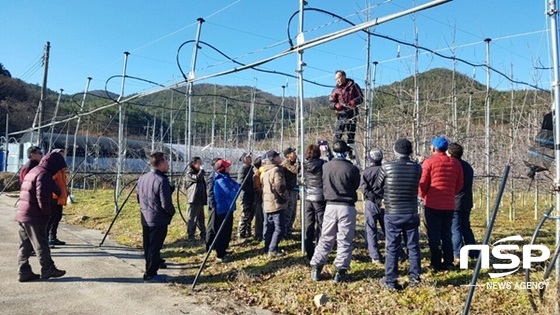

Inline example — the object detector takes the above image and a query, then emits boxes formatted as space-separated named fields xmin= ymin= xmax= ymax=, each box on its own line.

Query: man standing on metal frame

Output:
xmin=329 ymin=70 xmax=363 ymax=160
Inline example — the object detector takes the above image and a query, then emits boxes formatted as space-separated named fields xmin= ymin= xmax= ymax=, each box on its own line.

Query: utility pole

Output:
xmin=70 ymin=77 xmax=92 ymax=197
xmin=186 ymin=18 xmax=205 ymax=163
xmin=35 ymin=41 xmax=50 ymax=146
xmin=48 ymin=88 xmax=64 ymax=152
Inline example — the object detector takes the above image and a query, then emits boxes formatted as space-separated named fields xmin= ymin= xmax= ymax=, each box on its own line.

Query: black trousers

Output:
xmin=424 ymin=207 xmax=454 ymax=268
xmin=142 ymin=225 xmax=168 ymax=278
xmin=47 ymin=204 xmax=63 ymax=240
xmin=206 ymin=209 xmax=233 ymax=258
xmin=334 ymin=117 xmax=356 ymax=144
xmin=304 ymin=200 xmax=326 ymax=260
xmin=238 ymin=199 xmax=256 ymax=238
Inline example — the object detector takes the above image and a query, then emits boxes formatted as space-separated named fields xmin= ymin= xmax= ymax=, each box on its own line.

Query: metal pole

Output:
xmin=466 ymin=92 xmax=472 ymax=155
xmin=546 ymin=1 xmax=560 ymax=311
xmin=372 ymin=61 xmax=379 ymax=146
xmin=463 ymin=165 xmax=510 ymax=315
xmin=484 ymin=38 xmax=492 ymax=226
xmin=151 ymin=115 xmax=156 ymax=153
xmin=48 ymin=88 xmax=64 ymax=152
xmin=452 ymin=47 xmax=458 ymax=138
xmin=186 ymin=18 xmax=205 ymax=163
xmin=280 ymin=85 xmax=286 ymax=152
xmin=224 ymin=99 xmax=228 ymax=158
xmin=4 ymin=113 xmax=8 ymax=172
xmin=363 ymin=4 xmax=372 ymax=168
xmin=211 ymin=86 xmax=216 ymax=158
xmin=192 ymin=169 xmax=253 ymax=289
xmin=115 ymin=52 xmax=130 ymax=209
xmin=248 ymin=79 xmax=256 ymax=153
xmin=297 ymin=0 xmax=306 ymax=254
xmin=70 ymin=77 xmax=91 ymax=197
xmin=170 ymin=90 xmax=174 ymax=173
xmin=413 ymin=13 xmax=420 ymax=157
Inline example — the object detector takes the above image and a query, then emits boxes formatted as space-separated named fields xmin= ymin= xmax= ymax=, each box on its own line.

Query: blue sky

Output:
xmin=0 ymin=1 xmax=554 ymax=98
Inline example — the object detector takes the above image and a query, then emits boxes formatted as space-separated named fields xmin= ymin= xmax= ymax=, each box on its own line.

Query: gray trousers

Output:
xmin=18 ymin=222 xmax=55 ymax=275
xmin=187 ymin=203 xmax=206 ymax=240
xmin=310 ymin=204 xmax=356 ymax=271
xmin=285 ymin=190 xmax=299 ymax=237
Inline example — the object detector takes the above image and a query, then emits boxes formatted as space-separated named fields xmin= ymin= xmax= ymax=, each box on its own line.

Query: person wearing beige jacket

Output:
xmin=261 ymin=150 xmax=288 ymax=258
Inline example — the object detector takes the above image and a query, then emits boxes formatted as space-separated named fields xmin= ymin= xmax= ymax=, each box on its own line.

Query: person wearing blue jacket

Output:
xmin=206 ymin=159 xmax=240 ymax=263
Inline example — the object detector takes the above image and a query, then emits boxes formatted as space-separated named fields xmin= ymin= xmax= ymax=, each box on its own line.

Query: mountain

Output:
xmin=0 ymin=67 xmax=551 ymax=145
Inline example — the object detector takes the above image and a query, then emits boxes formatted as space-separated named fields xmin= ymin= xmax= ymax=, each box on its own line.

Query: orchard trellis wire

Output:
xmin=5 ymin=0 xmax=560 ymax=313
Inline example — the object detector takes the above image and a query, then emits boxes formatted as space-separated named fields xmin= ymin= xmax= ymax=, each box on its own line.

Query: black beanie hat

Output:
xmin=332 ymin=140 xmax=349 ymax=153
xmin=394 ymin=139 xmax=413 ymax=155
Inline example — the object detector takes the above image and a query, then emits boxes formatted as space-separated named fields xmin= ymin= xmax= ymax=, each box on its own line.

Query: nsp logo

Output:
xmin=460 ymin=235 xmax=550 ymax=278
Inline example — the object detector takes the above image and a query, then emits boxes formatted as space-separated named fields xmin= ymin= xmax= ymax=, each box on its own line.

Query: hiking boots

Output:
xmin=267 ymin=251 xmax=285 ymax=259
xmin=51 ymin=239 xmax=66 ymax=245
xmin=409 ymin=278 xmax=421 ymax=289
xmin=41 ymin=267 xmax=66 ymax=279
xmin=379 ymin=277 xmax=402 ymax=291
xmin=18 ymin=272 xmax=40 ymax=282
xmin=311 ymin=265 xmax=323 ymax=282
xmin=333 ymin=269 xmax=349 ymax=283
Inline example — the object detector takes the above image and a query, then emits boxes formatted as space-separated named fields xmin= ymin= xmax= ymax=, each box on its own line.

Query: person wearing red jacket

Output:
xmin=418 ymin=136 xmax=463 ymax=271
xmin=329 ymin=70 xmax=363 ymax=159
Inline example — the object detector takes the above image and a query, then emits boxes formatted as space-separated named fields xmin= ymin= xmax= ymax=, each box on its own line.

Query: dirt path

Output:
xmin=0 ymin=194 xmax=270 ymax=315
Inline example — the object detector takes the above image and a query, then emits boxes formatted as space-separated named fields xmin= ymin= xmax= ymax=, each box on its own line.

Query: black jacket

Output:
xmin=455 ymin=158 xmax=474 ymax=211
xmin=137 ymin=169 xmax=176 ymax=227
xmin=186 ymin=165 xmax=207 ymax=205
xmin=304 ymin=158 xmax=326 ymax=202
xmin=322 ymin=158 xmax=360 ymax=206
xmin=374 ymin=157 xmax=422 ymax=215
xmin=359 ymin=163 xmax=382 ymax=205
xmin=238 ymin=163 xmax=255 ymax=203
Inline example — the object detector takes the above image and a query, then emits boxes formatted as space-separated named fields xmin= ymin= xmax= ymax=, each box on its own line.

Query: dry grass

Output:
xmin=64 ymin=188 xmax=560 ymax=315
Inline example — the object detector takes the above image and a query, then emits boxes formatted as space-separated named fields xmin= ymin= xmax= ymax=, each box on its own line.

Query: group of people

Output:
xmin=358 ymin=137 xmax=476 ymax=290
xmin=176 ymin=135 xmax=476 ymax=289
xmin=15 ymin=135 xmax=476 ymax=289
xmin=139 ymin=132 xmax=477 ymax=288
xmin=182 ymin=147 xmax=305 ymax=262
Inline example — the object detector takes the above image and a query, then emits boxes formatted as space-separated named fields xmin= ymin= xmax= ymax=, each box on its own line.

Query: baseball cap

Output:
xmin=214 ymin=159 xmax=232 ymax=172
xmin=431 ymin=136 xmax=448 ymax=151
xmin=283 ymin=147 xmax=296 ymax=157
